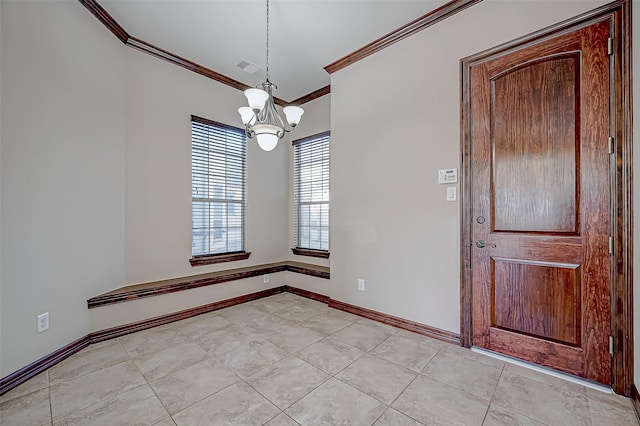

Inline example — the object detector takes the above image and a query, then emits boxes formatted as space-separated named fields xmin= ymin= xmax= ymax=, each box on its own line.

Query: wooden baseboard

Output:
xmin=0 ymin=335 xmax=90 ymax=395
xmin=284 ymin=285 xmax=330 ymax=303
xmin=329 ymin=299 xmax=461 ymax=345
xmin=2 ymin=285 xmax=459 ymax=396
xmin=282 ymin=287 xmax=460 ymax=347
xmin=287 ymin=264 xmax=330 ymax=279
xmin=631 ymin=384 xmax=640 ymax=421
xmin=90 ymin=286 xmax=286 ymax=343
xmin=0 ymin=287 xmax=284 ymax=396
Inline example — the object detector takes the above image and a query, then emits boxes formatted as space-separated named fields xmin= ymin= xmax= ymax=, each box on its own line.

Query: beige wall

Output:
xmin=330 ymin=0 xmax=609 ymax=334
xmin=1 ymin=0 xmax=126 ymax=376
xmin=124 ymin=49 xmax=290 ymax=286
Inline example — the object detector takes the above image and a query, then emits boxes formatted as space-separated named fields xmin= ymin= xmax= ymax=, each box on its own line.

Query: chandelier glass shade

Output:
xmin=238 ymin=0 xmax=304 ymax=151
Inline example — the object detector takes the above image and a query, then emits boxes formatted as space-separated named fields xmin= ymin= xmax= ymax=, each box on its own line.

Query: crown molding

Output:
xmin=290 ymin=85 xmax=331 ymax=106
xmin=78 ymin=0 xmax=129 ymax=43
xmin=79 ymin=0 xmax=481 ymax=104
xmin=125 ymin=37 xmax=257 ymax=96
xmin=77 ymin=0 xmax=289 ymax=106
xmin=324 ymin=0 xmax=481 ymax=74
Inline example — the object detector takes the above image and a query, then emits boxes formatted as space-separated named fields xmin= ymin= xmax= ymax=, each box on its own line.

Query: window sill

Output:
xmin=190 ymin=251 xmax=251 ymax=266
xmin=291 ymin=248 xmax=330 ymax=259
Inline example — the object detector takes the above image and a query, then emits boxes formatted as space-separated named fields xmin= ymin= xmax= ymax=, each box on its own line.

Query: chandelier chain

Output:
xmin=237 ymin=0 xmax=303 ymax=151
xmin=265 ymin=0 xmax=270 ymax=80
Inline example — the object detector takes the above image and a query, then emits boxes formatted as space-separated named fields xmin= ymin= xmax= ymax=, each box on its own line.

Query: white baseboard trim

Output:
xmin=471 ymin=346 xmax=612 ymax=394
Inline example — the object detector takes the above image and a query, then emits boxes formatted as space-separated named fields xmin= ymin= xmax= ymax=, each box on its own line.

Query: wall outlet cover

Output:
xmin=37 ymin=312 xmax=49 ymax=333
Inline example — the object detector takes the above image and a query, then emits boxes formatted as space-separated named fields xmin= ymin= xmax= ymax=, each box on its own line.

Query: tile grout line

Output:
xmin=241 ymin=299 xmax=351 ymax=419
xmin=279 ymin=299 xmax=405 ymax=419
xmin=47 ymin=370 xmax=53 ymax=426
xmin=241 ymin=358 xmax=332 ymax=418
xmin=48 ymin=341 xmax=130 ymax=388
xmin=479 ymin=364 xmax=505 ymax=426
xmin=168 ymin=379 xmax=240 ymax=420
xmin=485 ymin=368 xmax=577 ymax=426
xmin=240 ymin=377 xmax=284 ymax=418
xmin=155 ymin=308 xmax=246 ymax=417
xmin=384 ymin=373 xmax=426 ymax=425
xmin=142 ymin=361 xmax=174 ymax=421
xmin=485 ymin=360 xmax=506 ymax=403
xmin=125 ymin=340 xmax=178 ymax=423
xmin=232 ymin=300 xmax=366 ymax=416
xmin=48 ymin=355 xmax=142 ymax=421
xmin=296 ymin=303 xmax=439 ymax=423
xmin=53 ymin=382 xmax=151 ymax=424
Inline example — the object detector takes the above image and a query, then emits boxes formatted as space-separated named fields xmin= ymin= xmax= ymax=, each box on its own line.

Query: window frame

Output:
xmin=190 ymin=115 xmax=250 ymax=266
xmin=292 ymin=131 xmax=330 ymax=258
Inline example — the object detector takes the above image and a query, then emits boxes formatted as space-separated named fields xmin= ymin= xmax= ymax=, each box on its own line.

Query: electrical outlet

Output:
xmin=358 ymin=279 xmax=365 ymax=291
xmin=37 ymin=312 xmax=49 ymax=333
xmin=263 ymin=274 xmax=270 ymax=284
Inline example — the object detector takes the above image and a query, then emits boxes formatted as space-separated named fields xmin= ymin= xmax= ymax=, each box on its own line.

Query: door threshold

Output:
xmin=471 ymin=347 xmax=612 ymax=394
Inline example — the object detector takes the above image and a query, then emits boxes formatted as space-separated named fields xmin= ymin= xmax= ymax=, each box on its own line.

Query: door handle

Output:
xmin=476 ymin=240 xmax=496 ymax=248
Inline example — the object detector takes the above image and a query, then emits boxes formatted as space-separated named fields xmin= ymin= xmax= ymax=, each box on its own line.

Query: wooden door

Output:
xmin=468 ymin=20 xmax=612 ymax=384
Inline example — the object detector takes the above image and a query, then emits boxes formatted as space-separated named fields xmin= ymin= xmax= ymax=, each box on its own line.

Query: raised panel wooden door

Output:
xmin=470 ymin=21 xmax=611 ymax=384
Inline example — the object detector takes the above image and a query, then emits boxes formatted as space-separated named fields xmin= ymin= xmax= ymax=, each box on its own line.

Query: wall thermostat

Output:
xmin=438 ymin=168 xmax=458 ymax=184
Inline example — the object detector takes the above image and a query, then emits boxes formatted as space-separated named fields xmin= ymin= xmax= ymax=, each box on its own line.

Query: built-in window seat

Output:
xmin=87 ymin=261 xmax=329 ymax=308
xmin=86 ymin=260 xmax=457 ymax=348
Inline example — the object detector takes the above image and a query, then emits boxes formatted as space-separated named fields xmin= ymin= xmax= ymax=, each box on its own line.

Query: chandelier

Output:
xmin=238 ymin=0 xmax=304 ymax=151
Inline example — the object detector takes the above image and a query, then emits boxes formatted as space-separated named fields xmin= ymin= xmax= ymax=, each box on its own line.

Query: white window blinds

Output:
xmin=191 ymin=116 xmax=246 ymax=257
xmin=294 ymin=131 xmax=330 ymax=251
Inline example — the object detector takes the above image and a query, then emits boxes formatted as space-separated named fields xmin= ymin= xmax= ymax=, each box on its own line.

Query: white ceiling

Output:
xmin=100 ymin=0 xmax=449 ymax=101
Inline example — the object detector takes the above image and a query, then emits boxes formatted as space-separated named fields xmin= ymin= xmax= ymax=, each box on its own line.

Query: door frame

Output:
xmin=459 ymin=0 xmax=633 ymax=395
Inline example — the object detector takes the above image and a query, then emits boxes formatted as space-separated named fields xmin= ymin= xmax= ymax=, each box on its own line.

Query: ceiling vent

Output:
xmin=236 ymin=59 xmax=265 ymax=76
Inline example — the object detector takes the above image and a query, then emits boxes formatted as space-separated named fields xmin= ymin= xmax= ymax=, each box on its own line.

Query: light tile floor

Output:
xmin=1 ymin=293 xmax=638 ymax=425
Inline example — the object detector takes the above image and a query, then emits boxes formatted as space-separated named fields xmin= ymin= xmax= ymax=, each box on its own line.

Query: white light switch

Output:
xmin=438 ymin=168 xmax=458 ymax=184
xmin=446 ymin=187 xmax=457 ymax=201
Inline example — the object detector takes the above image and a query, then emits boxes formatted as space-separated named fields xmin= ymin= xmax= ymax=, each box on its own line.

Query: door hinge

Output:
xmin=609 ymin=335 xmax=614 ymax=356
xmin=608 ymin=37 xmax=614 ymax=55
xmin=609 ymin=237 xmax=614 ymax=254
xmin=608 ymin=137 xmax=615 ymax=154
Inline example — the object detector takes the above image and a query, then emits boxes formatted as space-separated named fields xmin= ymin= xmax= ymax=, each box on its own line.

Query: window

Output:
xmin=191 ymin=115 xmax=249 ymax=265
xmin=293 ymin=131 xmax=330 ymax=257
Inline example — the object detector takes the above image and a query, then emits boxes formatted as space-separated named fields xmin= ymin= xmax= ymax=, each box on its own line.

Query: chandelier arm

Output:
xmin=245 ymin=127 xmax=256 ymax=139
